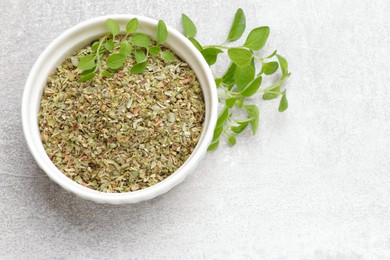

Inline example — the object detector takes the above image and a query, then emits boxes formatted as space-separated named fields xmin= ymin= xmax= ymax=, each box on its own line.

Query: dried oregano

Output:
xmin=39 ymin=29 xmax=205 ymax=192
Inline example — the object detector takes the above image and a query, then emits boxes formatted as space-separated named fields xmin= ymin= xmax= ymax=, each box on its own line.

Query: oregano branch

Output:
xmin=181 ymin=8 xmax=291 ymax=150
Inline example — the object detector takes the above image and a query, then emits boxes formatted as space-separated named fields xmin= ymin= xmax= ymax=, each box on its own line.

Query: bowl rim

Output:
xmin=21 ymin=14 xmax=218 ymax=204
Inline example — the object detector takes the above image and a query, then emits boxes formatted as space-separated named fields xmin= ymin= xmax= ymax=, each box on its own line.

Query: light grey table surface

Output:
xmin=1 ymin=0 xmax=390 ymax=259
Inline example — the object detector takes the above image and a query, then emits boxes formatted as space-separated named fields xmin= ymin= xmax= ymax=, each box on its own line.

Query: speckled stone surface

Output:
xmin=1 ymin=0 xmax=390 ymax=259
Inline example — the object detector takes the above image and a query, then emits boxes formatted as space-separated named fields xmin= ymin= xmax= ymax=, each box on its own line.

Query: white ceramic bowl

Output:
xmin=22 ymin=15 xmax=218 ymax=204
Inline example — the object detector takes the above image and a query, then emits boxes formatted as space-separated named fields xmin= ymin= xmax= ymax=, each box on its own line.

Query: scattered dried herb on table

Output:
xmin=39 ymin=35 xmax=205 ymax=193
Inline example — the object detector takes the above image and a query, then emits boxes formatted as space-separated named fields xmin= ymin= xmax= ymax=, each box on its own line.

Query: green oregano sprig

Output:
xmin=77 ymin=18 xmax=173 ymax=82
xmin=181 ymin=8 xmax=291 ymax=150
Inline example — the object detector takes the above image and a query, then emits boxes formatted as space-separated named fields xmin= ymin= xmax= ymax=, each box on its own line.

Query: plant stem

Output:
xmin=95 ymin=35 xmax=108 ymax=73
xmin=203 ymin=44 xmax=229 ymax=50
xmin=253 ymin=55 xmax=264 ymax=63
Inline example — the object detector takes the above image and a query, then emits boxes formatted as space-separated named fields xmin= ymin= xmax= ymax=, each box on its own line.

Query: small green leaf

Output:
xmin=244 ymin=105 xmax=259 ymax=134
xmin=227 ymin=8 xmax=246 ymax=42
xmin=189 ymin=37 xmax=203 ymax=51
xmin=216 ymin=106 xmax=229 ymax=128
xmin=149 ymin=46 xmax=161 ymax=56
xmin=262 ymin=86 xmax=280 ymax=100
xmin=231 ymin=122 xmax=248 ymax=134
xmin=212 ymin=125 xmax=224 ymax=141
xmin=234 ymin=59 xmax=255 ymax=90
xmin=207 ymin=139 xmax=219 ymax=151
xmin=277 ymin=54 xmax=288 ymax=76
xmin=225 ymin=97 xmax=236 ymax=108
xmin=119 ymin=42 xmax=132 ymax=56
xmin=222 ymin=63 xmax=236 ymax=86
xmin=161 ymin=50 xmax=175 ymax=62
xmin=240 ymin=76 xmax=262 ymax=97
xmin=228 ymin=135 xmax=236 ymax=146
xmin=215 ymin=78 xmax=222 ymax=87
xmin=91 ymin=41 xmax=99 ymax=51
xmin=201 ymin=47 xmax=223 ymax=65
xmin=77 ymin=55 xmax=95 ymax=70
xmin=105 ymin=39 xmax=114 ymax=51
xmin=278 ymin=93 xmax=288 ymax=112
xmin=135 ymin=49 xmax=147 ymax=63
xmin=130 ymin=62 xmax=147 ymax=74
xmin=126 ymin=18 xmax=138 ymax=34
xmin=182 ymin=13 xmax=197 ymax=38
xmin=102 ymin=70 xmax=111 ymax=77
xmin=105 ymin=19 xmax=120 ymax=37
xmin=228 ymin=47 xmax=252 ymax=66
xmin=266 ymin=50 xmax=277 ymax=59
xmin=261 ymin=61 xmax=279 ymax=75
xmin=235 ymin=118 xmax=254 ymax=124
xmin=236 ymin=98 xmax=244 ymax=108
xmin=106 ymin=53 xmax=126 ymax=69
xmin=243 ymin=26 xmax=270 ymax=51
xmin=226 ymin=82 xmax=235 ymax=91
xmin=156 ymin=20 xmax=168 ymax=45
xmin=80 ymin=68 xmax=95 ymax=76
xmin=131 ymin=33 xmax=151 ymax=47
xmin=78 ymin=72 xmax=95 ymax=83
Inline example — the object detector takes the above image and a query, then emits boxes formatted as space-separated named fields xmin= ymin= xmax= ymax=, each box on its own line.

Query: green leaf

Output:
xmin=277 ymin=54 xmax=288 ymax=76
xmin=105 ymin=19 xmax=120 ymax=37
xmin=126 ymin=18 xmax=138 ymax=34
xmin=131 ymin=33 xmax=151 ymax=47
xmin=240 ymin=76 xmax=262 ymax=97
xmin=135 ymin=49 xmax=147 ymax=63
xmin=243 ymin=26 xmax=270 ymax=51
xmin=105 ymin=39 xmax=114 ymax=51
xmin=189 ymin=37 xmax=202 ymax=51
xmin=231 ymin=122 xmax=248 ymax=134
xmin=262 ymin=86 xmax=280 ymax=100
xmin=235 ymin=118 xmax=254 ymax=124
xmin=157 ymin=20 xmax=168 ymax=45
xmin=234 ymin=58 xmax=255 ymax=90
xmin=78 ymin=72 xmax=95 ymax=82
xmin=182 ymin=13 xmax=197 ymax=38
xmin=228 ymin=135 xmax=236 ymax=146
xmin=244 ymin=105 xmax=259 ymax=134
xmin=228 ymin=47 xmax=252 ymax=66
xmin=216 ymin=106 xmax=229 ymax=128
xmin=201 ymin=47 xmax=223 ymax=65
xmin=215 ymin=78 xmax=222 ymax=87
xmin=102 ymin=70 xmax=111 ymax=77
xmin=266 ymin=50 xmax=277 ymax=59
xmin=212 ymin=125 xmax=224 ymax=141
xmin=80 ymin=68 xmax=95 ymax=76
xmin=130 ymin=62 xmax=147 ymax=74
xmin=207 ymin=139 xmax=219 ymax=151
xmin=106 ymin=53 xmax=126 ymax=69
xmin=225 ymin=97 xmax=236 ymax=108
xmin=119 ymin=42 xmax=132 ymax=56
xmin=91 ymin=41 xmax=99 ymax=51
xmin=227 ymin=8 xmax=246 ymax=42
xmin=261 ymin=61 xmax=279 ymax=75
xmin=236 ymin=98 xmax=244 ymax=108
xmin=278 ymin=93 xmax=288 ymax=112
xmin=149 ymin=46 xmax=161 ymax=56
xmin=161 ymin=50 xmax=175 ymax=62
xmin=222 ymin=63 xmax=236 ymax=86
xmin=77 ymin=55 xmax=96 ymax=70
